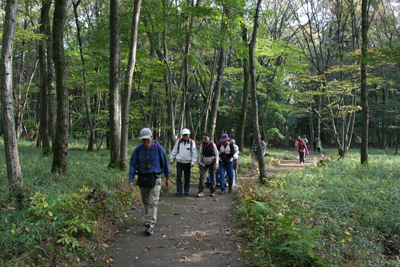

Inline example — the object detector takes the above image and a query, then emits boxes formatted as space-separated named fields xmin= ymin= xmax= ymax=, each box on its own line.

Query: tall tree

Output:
xmin=51 ymin=0 xmax=69 ymax=173
xmin=120 ymin=0 xmax=142 ymax=170
xmin=39 ymin=0 xmax=52 ymax=155
xmin=249 ymin=0 xmax=268 ymax=182
xmin=1 ymin=0 xmax=25 ymax=198
xmin=108 ymin=0 xmax=121 ymax=168
xmin=360 ymin=0 xmax=370 ymax=164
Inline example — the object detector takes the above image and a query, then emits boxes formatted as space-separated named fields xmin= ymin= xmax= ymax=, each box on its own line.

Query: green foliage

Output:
xmin=235 ymin=149 xmax=400 ymax=265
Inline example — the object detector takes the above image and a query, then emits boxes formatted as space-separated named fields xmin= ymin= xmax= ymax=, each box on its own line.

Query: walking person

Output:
xmin=231 ymin=139 xmax=239 ymax=187
xmin=303 ymin=135 xmax=309 ymax=159
xmin=217 ymin=134 xmax=235 ymax=194
xmin=312 ymin=137 xmax=318 ymax=152
xmin=316 ymin=138 xmax=322 ymax=153
xmin=170 ymin=128 xmax=197 ymax=196
xmin=197 ymin=133 xmax=219 ymax=197
xmin=290 ymin=136 xmax=301 ymax=159
xmin=251 ymin=135 xmax=267 ymax=177
xmin=129 ymin=128 xmax=171 ymax=235
xmin=298 ymin=139 xmax=309 ymax=164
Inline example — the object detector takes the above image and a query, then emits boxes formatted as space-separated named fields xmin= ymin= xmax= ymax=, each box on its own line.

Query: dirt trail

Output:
xmin=91 ymin=150 xmax=322 ymax=267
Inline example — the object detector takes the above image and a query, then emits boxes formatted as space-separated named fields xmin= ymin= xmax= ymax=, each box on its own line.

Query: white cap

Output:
xmin=182 ymin=128 xmax=190 ymax=135
xmin=140 ymin=128 xmax=152 ymax=139
xmin=231 ymin=139 xmax=236 ymax=143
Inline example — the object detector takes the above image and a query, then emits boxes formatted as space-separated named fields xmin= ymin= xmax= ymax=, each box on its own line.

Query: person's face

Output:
xmin=182 ymin=134 xmax=189 ymax=141
xmin=222 ymin=141 xmax=227 ymax=145
xmin=202 ymin=135 xmax=210 ymax=143
xmin=141 ymin=136 xmax=153 ymax=148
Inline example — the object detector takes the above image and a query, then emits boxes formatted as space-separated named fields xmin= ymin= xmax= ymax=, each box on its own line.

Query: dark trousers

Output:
xmin=199 ymin=163 xmax=216 ymax=192
xmin=299 ymin=152 xmax=305 ymax=163
xmin=313 ymin=145 xmax=317 ymax=152
xmin=176 ymin=162 xmax=191 ymax=194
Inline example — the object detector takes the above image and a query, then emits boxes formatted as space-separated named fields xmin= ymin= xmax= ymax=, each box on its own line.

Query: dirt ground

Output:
xmin=91 ymin=150 xmax=322 ymax=267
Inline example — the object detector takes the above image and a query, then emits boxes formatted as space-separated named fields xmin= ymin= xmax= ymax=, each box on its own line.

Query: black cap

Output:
xmin=202 ymin=132 xmax=210 ymax=137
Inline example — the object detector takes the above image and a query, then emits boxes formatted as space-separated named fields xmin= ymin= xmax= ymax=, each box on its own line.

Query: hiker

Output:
xmin=231 ymin=139 xmax=239 ymax=187
xmin=303 ymin=135 xmax=309 ymax=159
xmin=290 ymin=136 xmax=302 ymax=159
xmin=197 ymin=132 xmax=219 ymax=197
xmin=251 ymin=135 xmax=267 ymax=177
xmin=217 ymin=134 xmax=235 ymax=194
xmin=312 ymin=137 xmax=318 ymax=152
xmin=129 ymin=128 xmax=171 ymax=235
xmin=316 ymin=138 xmax=322 ymax=153
xmin=298 ymin=139 xmax=309 ymax=164
xmin=170 ymin=128 xmax=197 ymax=196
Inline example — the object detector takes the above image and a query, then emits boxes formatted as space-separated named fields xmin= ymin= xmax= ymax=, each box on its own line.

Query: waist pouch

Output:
xmin=202 ymin=156 xmax=215 ymax=165
xmin=221 ymin=156 xmax=231 ymax=165
xmin=299 ymin=149 xmax=304 ymax=153
xmin=136 ymin=173 xmax=160 ymax=187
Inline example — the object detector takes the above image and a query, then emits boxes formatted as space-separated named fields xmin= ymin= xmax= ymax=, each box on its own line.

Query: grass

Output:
xmin=0 ymin=138 xmax=143 ymax=266
xmin=234 ymin=148 xmax=400 ymax=266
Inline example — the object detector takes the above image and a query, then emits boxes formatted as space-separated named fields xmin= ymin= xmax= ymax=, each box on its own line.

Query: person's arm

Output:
xmin=191 ymin=141 xmax=197 ymax=166
xmin=305 ymin=144 xmax=309 ymax=153
xmin=226 ymin=143 xmax=235 ymax=158
xmin=213 ymin=143 xmax=219 ymax=165
xmin=129 ymin=147 xmax=139 ymax=190
xmin=170 ymin=140 xmax=179 ymax=163
xmin=159 ymin=145 xmax=171 ymax=178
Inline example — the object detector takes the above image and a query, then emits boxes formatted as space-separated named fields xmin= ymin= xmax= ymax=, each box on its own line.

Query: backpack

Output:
xmin=177 ymin=138 xmax=193 ymax=154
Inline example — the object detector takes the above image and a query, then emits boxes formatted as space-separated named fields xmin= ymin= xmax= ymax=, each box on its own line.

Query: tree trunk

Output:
xmin=46 ymin=10 xmax=55 ymax=146
xmin=51 ymin=0 xmax=69 ymax=173
xmin=360 ymin=0 xmax=369 ymax=164
xmin=120 ymin=0 xmax=141 ymax=170
xmin=1 ymin=0 xmax=25 ymax=199
xmin=73 ymin=0 xmax=95 ymax=152
xmin=108 ymin=0 xmax=121 ymax=168
xmin=249 ymin=0 xmax=267 ymax=183
xmin=237 ymin=23 xmax=250 ymax=152
xmin=39 ymin=0 xmax=51 ymax=156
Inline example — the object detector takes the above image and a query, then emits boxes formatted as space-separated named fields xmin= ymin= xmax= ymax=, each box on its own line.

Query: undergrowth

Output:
xmin=235 ymin=148 xmax=400 ymax=266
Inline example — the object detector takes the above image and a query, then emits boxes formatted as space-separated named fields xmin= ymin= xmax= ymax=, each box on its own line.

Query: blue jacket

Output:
xmin=129 ymin=141 xmax=171 ymax=183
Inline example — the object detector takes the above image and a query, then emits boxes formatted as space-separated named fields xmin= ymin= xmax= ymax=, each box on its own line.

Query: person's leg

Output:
xmin=251 ymin=157 xmax=257 ymax=176
xmin=183 ymin=163 xmax=191 ymax=194
xmin=226 ymin=161 xmax=234 ymax=192
xmin=140 ymin=187 xmax=150 ymax=218
xmin=209 ymin=163 xmax=216 ymax=193
xmin=219 ymin=163 xmax=226 ymax=192
xmin=233 ymin=159 xmax=238 ymax=186
xmin=299 ymin=152 xmax=304 ymax=164
xmin=146 ymin=178 xmax=161 ymax=228
xmin=198 ymin=165 xmax=206 ymax=192
xmin=176 ymin=162 xmax=183 ymax=194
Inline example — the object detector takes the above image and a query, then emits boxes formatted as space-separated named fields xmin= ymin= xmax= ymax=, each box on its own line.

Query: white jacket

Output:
xmin=170 ymin=138 xmax=197 ymax=164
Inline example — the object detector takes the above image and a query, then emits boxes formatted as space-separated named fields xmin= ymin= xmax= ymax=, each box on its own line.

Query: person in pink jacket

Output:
xmin=298 ymin=139 xmax=309 ymax=164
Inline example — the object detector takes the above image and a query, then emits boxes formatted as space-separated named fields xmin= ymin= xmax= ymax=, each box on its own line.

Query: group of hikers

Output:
xmin=128 ymin=127 xmax=266 ymax=235
xmin=290 ymin=135 xmax=322 ymax=164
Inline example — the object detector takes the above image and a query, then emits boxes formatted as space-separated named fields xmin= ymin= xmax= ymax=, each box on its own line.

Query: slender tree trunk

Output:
xmin=120 ymin=0 xmax=141 ymax=170
xmin=249 ymin=0 xmax=267 ymax=182
xmin=73 ymin=0 xmax=95 ymax=152
xmin=108 ymin=0 xmax=121 ymax=168
xmin=1 ymin=0 xmax=25 ymax=199
xmin=46 ymin=11 xmax=55 ymax=146
xmin=208 ymin=46 xmax=225 ymax=141
xmin=51 ymin=0 xmax=69 ymax=173
xmin=360 ymin=0 xmax=369 ymax=164
xmin=39 ymin=0 xmax=51 ymax=155
xmin=237 ymin=23 xmax=250 ymax=152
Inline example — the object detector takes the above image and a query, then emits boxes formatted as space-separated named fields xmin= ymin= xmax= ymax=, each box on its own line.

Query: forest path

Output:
xmin=91 ymin=149 xmax=322 ymax=267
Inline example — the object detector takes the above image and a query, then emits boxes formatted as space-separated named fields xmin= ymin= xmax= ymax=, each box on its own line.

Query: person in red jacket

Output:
xmin=298 ymin=139 xmax=309 ymax=164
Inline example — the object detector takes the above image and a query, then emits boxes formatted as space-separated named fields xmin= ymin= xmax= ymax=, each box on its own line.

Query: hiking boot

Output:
xmin=184 ymin=192 xmax=189 ymax=195
xmin=220 ymin=191 xmax=225 ymax=195
xmin=210 ymin=192 xmax=215 ymax=197
xmin=145 ymin=225 xmax=153 ymax=235
xmin=228 ymin=188 xmax=232 ymax=193
xmin=197 ymin=191 xmax=204 ymax=197
xmin=175 ymin=192 xmax=182 ymax=196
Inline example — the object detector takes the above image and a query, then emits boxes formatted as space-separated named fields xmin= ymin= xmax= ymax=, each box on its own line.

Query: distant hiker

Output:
xmin=170 ymin=128 xmax=197 ymax=196
xmin=302 ymin=135 xmax=309 ymax=159
xmin=217 ymin=134 xmax=235 ymax=194
xmin=290 ymin=136 xmax=302 ymax=159
xmin=197 ymin=133 xmax=219 ymax=197
xmin=129 ymin=128 xmax=171 ymax=235
xmin=298 ymin=139 xmax=309 ymax=164
xmin=231 ymin=139 xmax=239 ymax=187
xmin=251 ymin=135 xmax=267 ymax=177
xmin=312 ymin=137 xmax=318 ymax=152
xmin=316 ymin=138 xmax=322 ymax=153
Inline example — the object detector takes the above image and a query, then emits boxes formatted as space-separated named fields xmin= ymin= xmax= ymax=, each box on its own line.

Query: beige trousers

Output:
xmin=139 ymin=178 xmax=161 ymax=228
xmin=251 ymin=157 xmax=258 ymax=175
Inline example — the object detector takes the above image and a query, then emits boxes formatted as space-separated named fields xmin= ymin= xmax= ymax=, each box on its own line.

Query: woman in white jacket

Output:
xmin=170 ymin=129 xmax=197 ymax=195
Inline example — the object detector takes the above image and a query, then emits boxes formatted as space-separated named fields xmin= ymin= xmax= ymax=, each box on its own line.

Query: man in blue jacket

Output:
xmin=129 ymin=128 xmax=171 ymax=235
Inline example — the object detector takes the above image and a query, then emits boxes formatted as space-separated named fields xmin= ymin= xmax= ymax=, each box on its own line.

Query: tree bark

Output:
xmin=46 ymin=9 xmax=55 ymax=146
xmin=39 ymin=0 xmax=51 ymax=156
xmin=108 ymin=0 xmax=121 ymax=168
xmin=51 ymin=0 xmax=69 ymax=173
xmin=360 ymin=0 xmax=369 ymax=164
xmin=1 ymin=0 xmax=25 ymax=198
xmin=237 ymin=23 xmax=250 ymax=152
xmin=249 ymin=0 xmax=267 ymax=182
xmin=120 ymin=0 xmax=142 ymax=170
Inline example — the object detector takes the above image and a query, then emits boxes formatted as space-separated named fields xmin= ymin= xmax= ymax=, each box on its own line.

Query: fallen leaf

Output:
xmin=182 ymin=256 xmax=188 ymax=259
xmin=146 ymin=246 xmax=151 ymax=250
